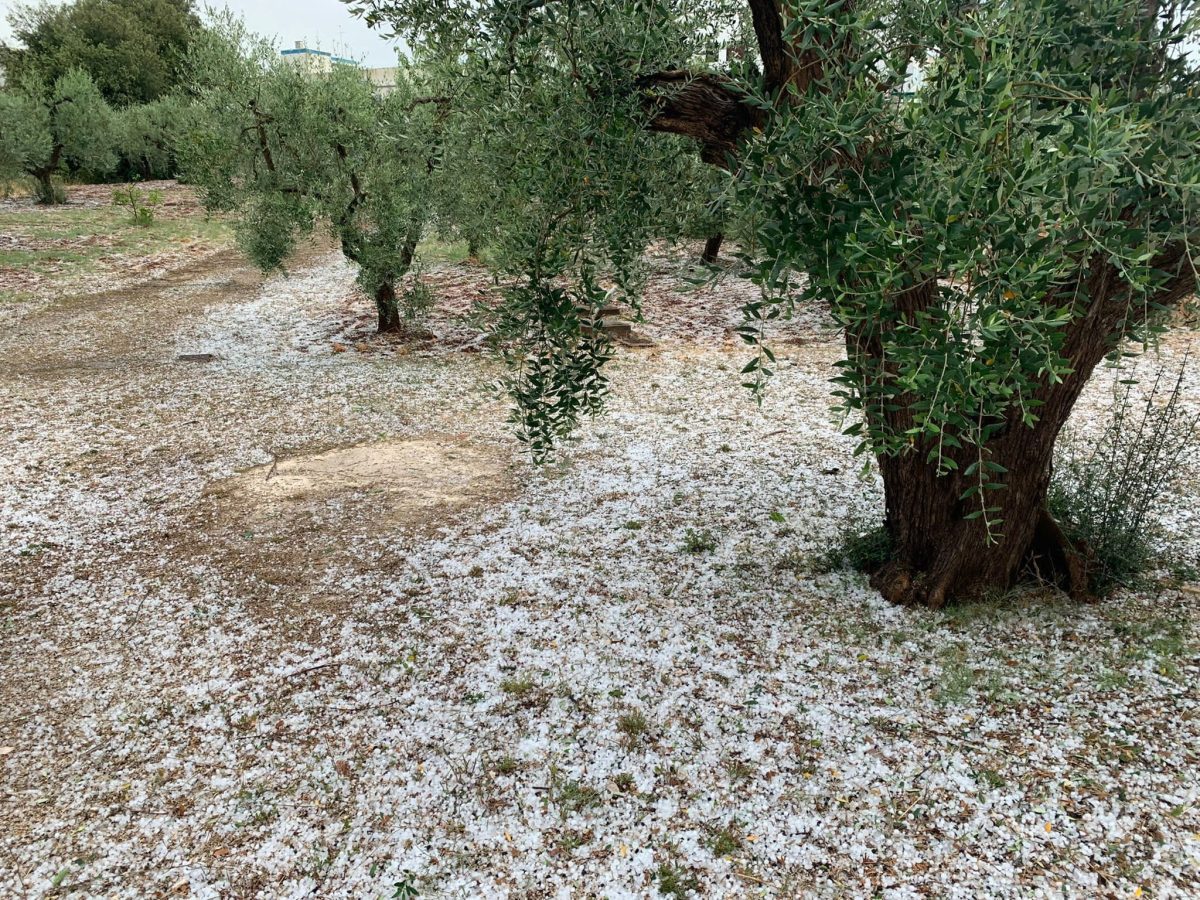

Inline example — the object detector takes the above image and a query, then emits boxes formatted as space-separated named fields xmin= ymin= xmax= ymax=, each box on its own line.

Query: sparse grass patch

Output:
xmin=493 ymin=755 xmax=521 ymax=775
xmin=681 ymin=528 xmax=717 ymax=555
xmin=616 ymin=709 xmax=649 ymax=747
xmin=723 ymin=756 xmax=754 ymax=782
xmin=656 ymin=863 xmax=701 ymax=898
xmin=774 ymin=547 xmax=808 ymax=573
xmin=706 ymin=823 xmax=742 ymax=856
xmin=498 ymin=673 xmax=551 ymax=710
xmin=547 ymin=768 xmax=602 ymax=820
xmin=499 ymin=675 xmax=537 ymax=698
xmin=613 ymin=772 xmax=637 ymax=793
xmin=557 ymin=828 xmax=592 ymax=853
xmin=0 ymin=198 xmax=231 ymax=292
xmin=935 ymin=645 xmax=976 ymax=704
xmin=815 ymin=520 xmax=891 ymax=574
xmin=973 ymin=767 xmax=1006 ymax=790
xmin=1110 ymin=614 xmax=1191 ymax=680
xmin=1095 ymin=666 xmax=1131 ymax=691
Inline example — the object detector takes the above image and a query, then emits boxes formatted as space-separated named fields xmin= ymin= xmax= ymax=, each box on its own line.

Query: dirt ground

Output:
xmin=1 ymin=188 xmax=1199 ymax=899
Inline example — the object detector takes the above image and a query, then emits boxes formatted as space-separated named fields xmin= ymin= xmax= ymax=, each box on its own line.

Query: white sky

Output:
xmin=0 ymin=0 xmax=402 ymax=67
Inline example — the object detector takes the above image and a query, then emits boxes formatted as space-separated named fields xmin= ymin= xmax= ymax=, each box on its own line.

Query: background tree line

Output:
xmin=0 ymin=0 xmax=200 ymax=200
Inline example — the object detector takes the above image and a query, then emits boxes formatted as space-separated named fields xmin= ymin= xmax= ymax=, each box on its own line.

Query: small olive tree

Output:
xmin=180 ymin=23 xmax=443 ymax=332
xmin=0 ymin=69 xmax=117 ymax=203
xmin=347 ymin=0 xmax=1200 ymax=607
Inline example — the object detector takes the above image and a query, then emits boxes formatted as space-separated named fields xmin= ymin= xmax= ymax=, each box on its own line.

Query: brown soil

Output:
xmin=212 ymin=438 xmax=509 ymax=525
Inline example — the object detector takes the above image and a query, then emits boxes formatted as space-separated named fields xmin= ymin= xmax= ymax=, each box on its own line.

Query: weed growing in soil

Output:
xmin=1051 ymin=358 xmax=1199 ymax=593
xmin=113 ymin=185 xmax=163 ymax=226
xmin=681 ymin=528 xmax=717 ymax=554
xmin=616 ymin=709 xmax=649 ymax=746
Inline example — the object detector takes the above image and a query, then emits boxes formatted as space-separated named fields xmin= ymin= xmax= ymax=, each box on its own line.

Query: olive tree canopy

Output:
xmin=0 ymin=69 xmax=118 ymax=203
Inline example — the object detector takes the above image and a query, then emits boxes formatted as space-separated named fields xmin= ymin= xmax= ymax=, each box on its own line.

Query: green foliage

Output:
xmin=401 ymin=276 xmax=435 ymax=324
xmin=346 ymin=0 xmax=1200 ymax=555
xmin=116 ymin=96 xmax=185 ymax=180
xmin=2 ymin=0 xmax=201 ymax=106
xmin=0 ymin=68 xmax=118 ymax=202
xmin=1050 ymin=361 xmax=1199 ymax=593
xmin=113 ymin=184 xmax=163 ymax=226
xmin=179 ymin=18 xmax=441 ymax=328
xmin=818 ymin=522 xmax=893 ymax=575
xmin=737 ymin=0 xmax=1200 ymax=525
xmin=369 ymin=2 xmax=732 ymax=455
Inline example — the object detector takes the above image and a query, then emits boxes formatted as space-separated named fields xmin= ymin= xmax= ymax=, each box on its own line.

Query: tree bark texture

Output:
xmin=864 ymin=247 xmax=1196 ymax=607
xmin=375 ymin=282 xmax=402 ymax=333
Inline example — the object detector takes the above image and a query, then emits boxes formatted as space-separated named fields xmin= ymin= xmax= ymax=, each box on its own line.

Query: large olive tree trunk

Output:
xmin=872 ymin=418 xmax=1085 ymax=608
xmin=370 ymin=229 xmax=423 ymax=334
xmin=375 ymin=282 xmax=402 ymax=333
xmin=863 ymin=249 xmax=1195 ymax=607
xmin=30 ymin=145 xmax=65 ymax=205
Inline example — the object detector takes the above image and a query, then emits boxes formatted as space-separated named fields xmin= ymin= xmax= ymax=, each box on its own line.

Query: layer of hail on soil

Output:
xmin=0 ymin=237 xmax=1198 ymax=900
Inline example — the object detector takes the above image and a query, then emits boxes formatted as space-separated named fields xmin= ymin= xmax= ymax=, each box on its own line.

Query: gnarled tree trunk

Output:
xmin=371 ymin=229 xmax=423 ymax=334
xmin=31 ymin=145 xmax=65 ymax=205
xmin=871 ymin=418 xmax=1087 ymax=608
xmin=863 ymin=246 xmax=1195 ymax=608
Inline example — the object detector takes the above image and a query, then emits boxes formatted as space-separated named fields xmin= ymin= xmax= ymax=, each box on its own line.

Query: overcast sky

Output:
xmin=0 ymin=1 xmax=403 ymax=67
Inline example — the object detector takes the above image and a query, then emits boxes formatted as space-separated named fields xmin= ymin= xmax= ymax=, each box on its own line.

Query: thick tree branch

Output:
xmin=638 ymin=70 xmax=763 ymax=168
xmin=248 ymin=99 xmax=277 ymax=174
xmin=747 ymin=0 xmax=792 ymax=93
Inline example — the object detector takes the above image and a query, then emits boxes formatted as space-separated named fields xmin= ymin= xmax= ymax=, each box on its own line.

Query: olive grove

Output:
xmin=340 ymin=0 xmax=1200 ymax=607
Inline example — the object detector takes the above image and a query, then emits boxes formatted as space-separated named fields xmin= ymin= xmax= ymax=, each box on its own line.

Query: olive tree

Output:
xmin=180 ymin=24 xmax=443 ymax=332
xmin=0 ymin=69 xmax=117 ymax=203
xmin=117 ymin=95 xmax=186 ymax=181
xmin=348 ymin=0 xmax=1200 ymax=607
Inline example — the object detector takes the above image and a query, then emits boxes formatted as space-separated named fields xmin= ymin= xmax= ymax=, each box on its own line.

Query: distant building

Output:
xmin=281 ymin=41 xmax=398 ymax=96
xmin=365 ymin=67 xmax=398 ymax=96
xmin=281 ymin=42 xmax=359 ymax=75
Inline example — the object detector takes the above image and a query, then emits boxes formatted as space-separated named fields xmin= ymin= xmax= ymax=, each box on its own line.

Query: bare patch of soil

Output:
xmin=211 ymin=437 xmax=511 ymax=527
